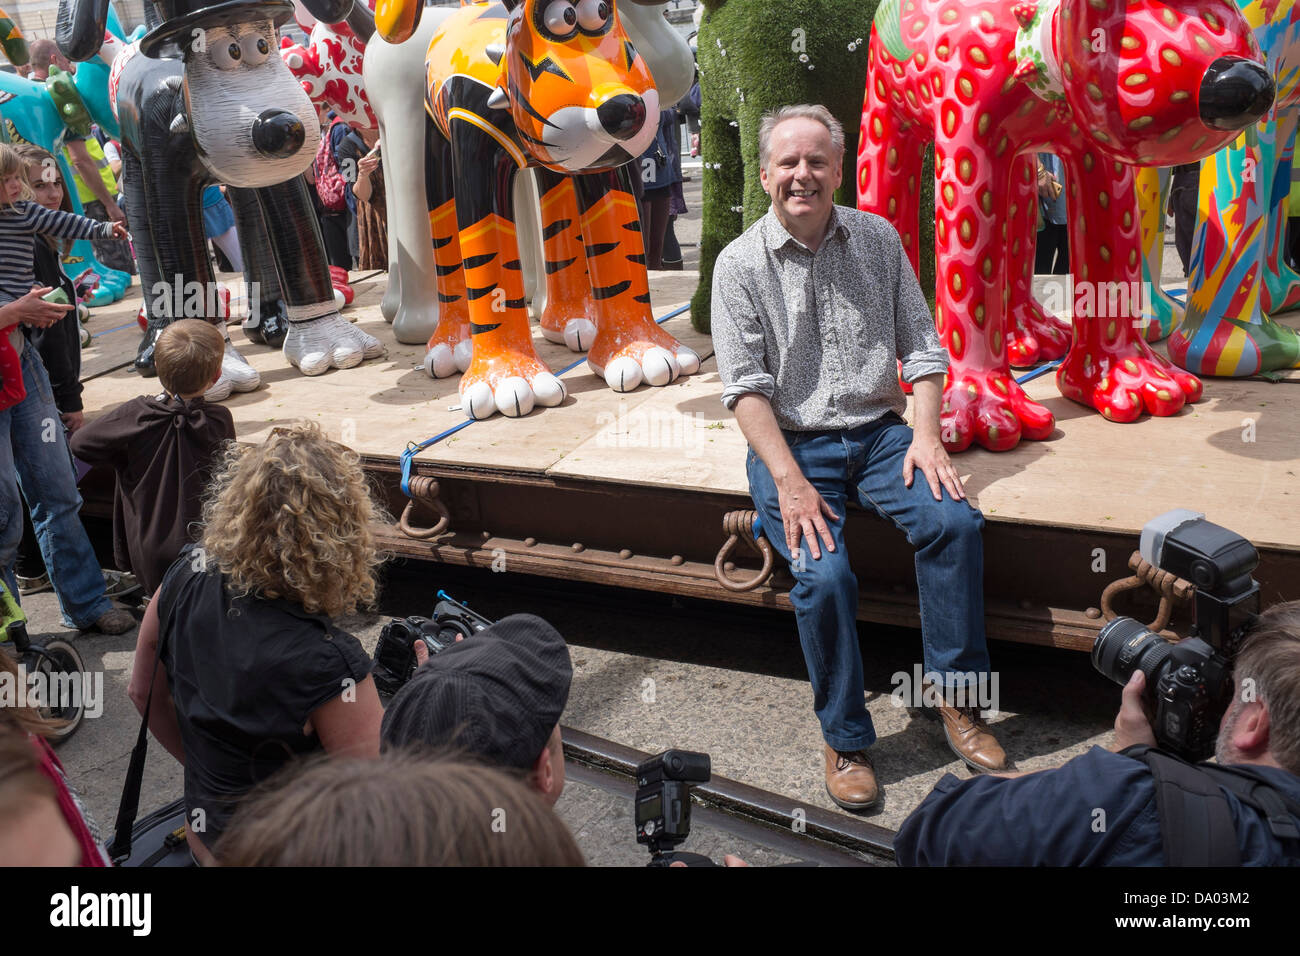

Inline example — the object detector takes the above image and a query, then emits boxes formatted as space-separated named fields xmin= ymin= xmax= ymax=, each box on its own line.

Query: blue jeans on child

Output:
xmin=746 ymin=412 xmax=992 ymax=752
xmin=0 ymin=342 xmax=112 ymax=628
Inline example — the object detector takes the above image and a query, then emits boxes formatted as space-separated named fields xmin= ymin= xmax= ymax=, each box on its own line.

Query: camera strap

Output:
xmin=106 ymin=623 xmax=167 ymax=864
xmin=1135 ymin=747 xmax=1300 ymax=865
xmin=1140 ymin=748 xmax=1241 ymax=867
xmin=1192 ymin=764 xmax=1300 ymax=842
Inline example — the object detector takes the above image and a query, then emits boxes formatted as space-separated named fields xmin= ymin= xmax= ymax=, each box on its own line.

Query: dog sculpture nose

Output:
xmin=251 ymin=108 xmax=306 ymax=158
xmin=596 ymin=94 xmax=646 ymax=141
xmin=1199 ymin=57 xmax=1274 ymax=131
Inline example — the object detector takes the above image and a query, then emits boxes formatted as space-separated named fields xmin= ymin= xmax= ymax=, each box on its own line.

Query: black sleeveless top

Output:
xmin=156 ymin=546 xmax=373 ymax=849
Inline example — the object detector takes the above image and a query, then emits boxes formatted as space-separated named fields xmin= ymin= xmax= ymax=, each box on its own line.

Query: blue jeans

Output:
xmin=0 ymin=342 xmax=111 ymax=628
xmin=746 ymin=413 xmax=991 ymax=751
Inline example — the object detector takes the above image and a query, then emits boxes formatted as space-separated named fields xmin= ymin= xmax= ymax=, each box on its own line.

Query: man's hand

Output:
xmin=105 ymin=199 xmax=127 ymax=224
xmin=412 ymin=633 xmax=465 ymax=670
xmin=7 ymin=287 xmax=74 ymax=329
xmin=61 ymin=411 xmax=84 ymax=433
xmin=905 ymin=376 xmax=964 ymax=501
xmin=903 ymin=432 xmax=965 ymax=501
xmin=777 ymin=474 xmax=840 ymax=562
xmin=1112 ymin=671 xmax=1158 ymax=751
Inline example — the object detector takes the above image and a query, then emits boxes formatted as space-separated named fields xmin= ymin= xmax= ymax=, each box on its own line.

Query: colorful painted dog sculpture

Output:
xmin=375 ymin=0 xmax=699 ymax=419
xmin=59 ymin=0 xmax=383 ymax=396
xmin=1170 ymin=0 xmax=1300 ymax=377
xmin=859 ymin=0 xmax=1272 ymax=451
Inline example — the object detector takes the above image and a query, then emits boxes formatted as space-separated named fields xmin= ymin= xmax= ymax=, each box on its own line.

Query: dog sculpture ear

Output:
xmin=55 ymin=0 xmax=110 ymax=62
xmin=300 ymin=0 xmax=354 ymax=25
xmin=373 ymin=0 xmax=423 ymax=44
xmin=343 ymin=2 xmax=374 ymax=44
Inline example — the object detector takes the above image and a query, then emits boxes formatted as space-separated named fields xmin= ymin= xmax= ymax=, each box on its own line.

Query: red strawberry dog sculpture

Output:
xmin=859 ymin=0 xmax=1273 ymax=451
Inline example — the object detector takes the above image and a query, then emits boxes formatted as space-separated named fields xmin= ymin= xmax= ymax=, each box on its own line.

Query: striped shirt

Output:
xmin=711 ymin=205 xmax=946 ymax=431
xmin=0 ymin=200 xmax=113 ymax=304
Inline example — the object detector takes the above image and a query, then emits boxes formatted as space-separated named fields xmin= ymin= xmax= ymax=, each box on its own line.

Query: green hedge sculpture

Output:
xmin=691 ymin=0 xmax=935 ymax=333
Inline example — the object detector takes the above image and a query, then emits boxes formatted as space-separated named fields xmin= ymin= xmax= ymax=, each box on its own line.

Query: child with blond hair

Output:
xmin=70 ymin=320 xmax=235 ymax=594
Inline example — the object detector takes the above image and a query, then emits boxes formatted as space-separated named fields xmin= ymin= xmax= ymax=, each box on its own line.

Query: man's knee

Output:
xmin=914 ymin=497 xmax=984 ymax=548
xmin=792 ymin=546 xmax=857 ymax=599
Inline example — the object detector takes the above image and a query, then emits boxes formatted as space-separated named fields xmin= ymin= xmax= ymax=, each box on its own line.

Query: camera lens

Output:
xmin=1091 ymin=616 xmax=1174 ymax=688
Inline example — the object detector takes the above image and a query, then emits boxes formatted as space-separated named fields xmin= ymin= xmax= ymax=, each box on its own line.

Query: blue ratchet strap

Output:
xmin=550 ymin=302 xmax=692 ymax=376
xmin=1014 ymin=357 xmax=1063 ymax=385
xmin=399 ymin=303 xmax=693 ymax=492
xmin=751 ymin=512 xmax=765 ymax=542
xmin=100 ymin=319 xmax=144 ymax=337
xmin=399 ymin=421 xmax=472 ymax=496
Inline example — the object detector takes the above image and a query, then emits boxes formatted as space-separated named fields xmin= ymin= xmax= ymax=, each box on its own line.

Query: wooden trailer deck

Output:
xmin=76 ymin=271 xmax=1300 ymax=650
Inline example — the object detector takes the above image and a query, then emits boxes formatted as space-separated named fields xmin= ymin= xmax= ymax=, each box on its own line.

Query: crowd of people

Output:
xmin=10 ymin=37 xmax=390 ymax=283
xmin=0 ymin=58 xmax=393 ymax=623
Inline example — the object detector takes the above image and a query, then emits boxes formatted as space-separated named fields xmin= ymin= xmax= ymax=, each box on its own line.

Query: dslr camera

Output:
xmin=371 ymin=590 xmax=495 ymax=695
xmin=635 ymin=749 xmax=716 ymax=867
xmin=1092 ymin=509 xmax=1260 ymax=761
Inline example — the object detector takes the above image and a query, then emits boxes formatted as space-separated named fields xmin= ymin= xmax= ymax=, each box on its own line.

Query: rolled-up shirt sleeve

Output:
xmin=891 ymin=236 xmax=948 ymax=384
xmin=711 ymin=248 xmax=775 ymax=409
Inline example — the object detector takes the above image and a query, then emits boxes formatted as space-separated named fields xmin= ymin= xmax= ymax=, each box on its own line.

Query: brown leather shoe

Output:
xmin=823 ymin=743 xmax=882 ymax=811
xmin=925 ymin=689 xmax=1007 ymax=773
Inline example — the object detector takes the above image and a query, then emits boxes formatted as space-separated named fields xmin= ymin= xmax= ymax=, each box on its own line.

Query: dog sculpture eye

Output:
xmin=239 ymin=32 xmax=270 ymax=66
xmin=575 ymin=0 xmax=609 ymax=32
xmin=542 ymin=0 xmax=578 ymax=39
xmin=210 ymin=38 xmax=241 ymax=70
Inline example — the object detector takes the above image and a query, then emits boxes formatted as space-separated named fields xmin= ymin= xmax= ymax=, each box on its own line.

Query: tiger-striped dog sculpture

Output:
xmin=376 ymin=0 xmax=700 ymax=419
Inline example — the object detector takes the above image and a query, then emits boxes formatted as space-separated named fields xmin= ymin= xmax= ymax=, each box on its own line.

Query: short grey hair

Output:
xmin=758 ymin=104 xmax=845 ymax=170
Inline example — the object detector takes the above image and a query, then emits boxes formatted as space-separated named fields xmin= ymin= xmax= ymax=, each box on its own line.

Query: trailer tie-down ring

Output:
xmin=714 ymin=510 xmax=775 ymax=592
xmin=398 ymin=475 xmax=452 ymax=539
xmin=1099 ymin=551 xmax=1195 ymax=634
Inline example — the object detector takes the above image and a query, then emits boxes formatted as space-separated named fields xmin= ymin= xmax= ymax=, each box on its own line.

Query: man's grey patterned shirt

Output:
xmin=711 ymin=205 xmax=947 ymax=431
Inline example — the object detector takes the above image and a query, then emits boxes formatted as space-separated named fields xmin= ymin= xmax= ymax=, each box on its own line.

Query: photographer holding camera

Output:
xmin=379 ymin=614 xmax=751 ymax=866
xmin=896 ymin=599 xmax=1300 ymax=866
xmin=380 ymin=613 xmax=571 ymax=806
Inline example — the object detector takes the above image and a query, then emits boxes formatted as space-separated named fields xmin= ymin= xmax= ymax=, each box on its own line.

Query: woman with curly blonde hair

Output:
xmin=127 ymin=422 xmax=386 ymax=865
xmin=199 ymin=423 xmax=384 ymax=617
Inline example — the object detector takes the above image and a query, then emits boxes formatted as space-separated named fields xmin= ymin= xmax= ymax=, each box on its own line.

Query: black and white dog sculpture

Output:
xmin=58 ymin=0 xmax=382 ymax=396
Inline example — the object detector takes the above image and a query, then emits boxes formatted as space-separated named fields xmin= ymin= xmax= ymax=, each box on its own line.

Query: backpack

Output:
xmin=1132 ymin=746 xmax=1300 ymax=865
xmin=314 ymin=123 xmax=347 ymax=213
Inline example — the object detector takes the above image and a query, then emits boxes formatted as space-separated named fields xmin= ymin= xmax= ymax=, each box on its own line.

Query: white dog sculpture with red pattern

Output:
xmin=280 ymin=0 xmax=374 ymax=129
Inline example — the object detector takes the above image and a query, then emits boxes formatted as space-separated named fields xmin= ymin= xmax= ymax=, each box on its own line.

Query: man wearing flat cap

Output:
xmin=381 ymin=613 xmax=572 ymax=805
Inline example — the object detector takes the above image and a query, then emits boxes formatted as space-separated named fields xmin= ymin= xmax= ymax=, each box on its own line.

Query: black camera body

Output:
xmin=635 ymin=749 xmax=715 ymax=867
xmin=371 ymin=591 xmax=495 ymax=696
xmin=1092 ymin=510 xmax=1260 ymax=761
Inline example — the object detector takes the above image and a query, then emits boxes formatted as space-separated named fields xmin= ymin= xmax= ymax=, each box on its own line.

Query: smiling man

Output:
xmin=710 ymin=104 xmax=1007 ymax=812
